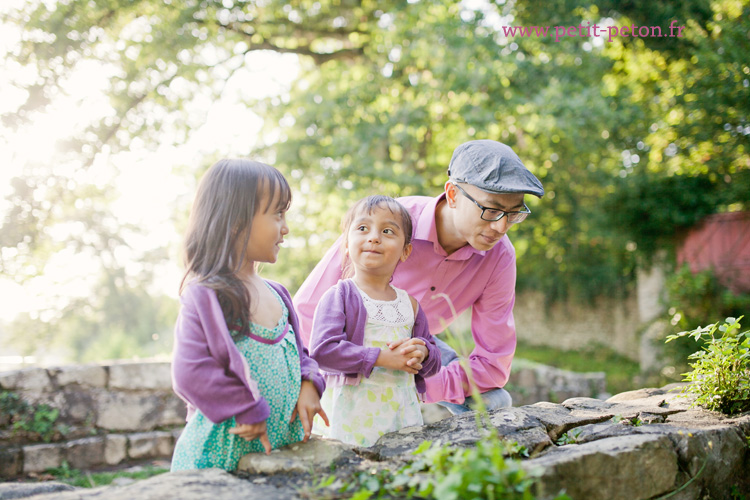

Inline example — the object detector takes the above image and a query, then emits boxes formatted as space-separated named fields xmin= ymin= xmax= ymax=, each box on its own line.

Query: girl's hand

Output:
xmin=229 ymin=421 xmax=271 ymax=455
xmin=291 ymin=380 xmax=329 ymax=442
xmin=376 ymin=342 xmax=421 ymax=374
xmin=388 ymin=338 xmax=428 ymax=370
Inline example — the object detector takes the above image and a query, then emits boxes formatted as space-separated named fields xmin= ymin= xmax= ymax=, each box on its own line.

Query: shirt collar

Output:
xmin=415 ymin=193 xmax=487 ymax=259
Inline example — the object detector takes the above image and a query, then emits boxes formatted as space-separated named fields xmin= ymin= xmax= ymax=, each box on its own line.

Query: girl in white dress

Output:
xmin=309 ymin=196 xmax=441 ymax=446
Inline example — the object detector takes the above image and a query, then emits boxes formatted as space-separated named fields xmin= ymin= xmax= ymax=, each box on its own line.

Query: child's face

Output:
xmin=242 ymin=190 xmax=289 ymax=266
xmin=346 ymin=205 xmax=412 ymax=278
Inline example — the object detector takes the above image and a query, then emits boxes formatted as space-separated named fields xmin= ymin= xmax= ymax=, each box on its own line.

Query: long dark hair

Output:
xmin=340 ymin=195 xmax=413 ymax=278
xmin=180 ymin=158 xmax=291 ymax=328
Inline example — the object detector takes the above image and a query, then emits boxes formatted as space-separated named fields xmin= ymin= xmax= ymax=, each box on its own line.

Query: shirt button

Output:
xmin=430 ymin=286 xmax=436 ymax=291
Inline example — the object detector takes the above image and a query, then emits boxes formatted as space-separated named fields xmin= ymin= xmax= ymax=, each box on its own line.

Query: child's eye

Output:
xmin=383 ymin=228 xmax=395 ymax=234
xmin=357 ymin=225 xmax=367 ymax=231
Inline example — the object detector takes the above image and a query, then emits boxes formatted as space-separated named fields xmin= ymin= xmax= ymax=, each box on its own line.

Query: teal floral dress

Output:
xmin=171 ymin=284 xmax=304 ymax=471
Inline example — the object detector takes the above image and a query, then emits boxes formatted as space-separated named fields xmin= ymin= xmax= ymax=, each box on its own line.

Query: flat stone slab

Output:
xmin=238 ymin=436 xmax=356 ymax=474
xmin=525 ymin=434 xmax=679 ymax=500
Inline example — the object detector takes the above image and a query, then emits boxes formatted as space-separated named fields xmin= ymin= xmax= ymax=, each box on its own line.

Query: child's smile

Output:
xmin=347 ymin=206 xmax=410 ymax=277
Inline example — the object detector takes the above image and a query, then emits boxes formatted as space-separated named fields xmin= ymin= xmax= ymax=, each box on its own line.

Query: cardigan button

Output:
xmin=430 ymin=286 xmax=436 ymax=291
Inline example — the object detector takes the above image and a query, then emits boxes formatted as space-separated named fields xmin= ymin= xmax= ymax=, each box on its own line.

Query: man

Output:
xmin=294 ymin=140 xmax=544 ymax=413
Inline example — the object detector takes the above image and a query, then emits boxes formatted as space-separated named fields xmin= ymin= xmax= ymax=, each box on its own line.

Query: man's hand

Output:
xmin=229 ymin=421 xmax=271 ymax=454
xmin=291 ymin=380 xmax=329 ymax=442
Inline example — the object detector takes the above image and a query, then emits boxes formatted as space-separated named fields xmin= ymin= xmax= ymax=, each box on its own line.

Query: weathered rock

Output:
xmin=508 ymin=360 xmax=607 ymax=406
xmin=158 ymin=394 xmax=188 ymax=427
xmin=525 ymin=434 xmax=679 ymax=500
xmin=104 ymin=434 xmax=128 ymax=465
xmin=0 ymin=447 xmax=23 ymax=477
xmin=238 ymin=436 xmax=356 ymax=474
xmin=58 ymin=387 xmax=98 ymax=423
xmin=666 ymin=417 xmax=750 ymax=499
xmin=370 ymin=411 xmax=490 ymax=459
xmin=127 ymin=431 xmax=174 ymax=460
xmin=95 ymin=391 xmax=163 ymax=431
xmin=521 ymin=401 xmax=613 ymax=441
xmin=107 ymin=362 xmax=172 ymax=391
xmin=0 ymin=481 xmax=77 ymax=499
xmin=63 ymin=436 xmax=105 ymax=470
xmin=22 ymin=443 xmax=63 ymax=473
xmin=0 ymin=369 xmax=52 ymax=392
xmin=49 ymin=365 xmax=107 ymax=388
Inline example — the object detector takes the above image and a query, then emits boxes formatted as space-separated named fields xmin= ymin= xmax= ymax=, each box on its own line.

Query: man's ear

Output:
xmin=444 ymin=181 xmax=458 ymax=208
xmin=401 ymin=243 xmax=413 ymax=262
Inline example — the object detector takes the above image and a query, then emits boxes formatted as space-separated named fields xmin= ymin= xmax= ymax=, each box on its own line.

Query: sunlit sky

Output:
xmin=0 ymin=4 xmax=300 ymax=326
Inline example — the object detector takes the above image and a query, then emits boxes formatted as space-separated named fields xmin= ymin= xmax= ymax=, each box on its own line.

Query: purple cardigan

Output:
xmin=172 ymin=280 xmax=325 ymax=425
xmin=309 ymin=279 xmax=440 ymax=394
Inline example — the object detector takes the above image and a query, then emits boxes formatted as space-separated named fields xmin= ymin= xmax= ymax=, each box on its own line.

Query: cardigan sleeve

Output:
xmin=172 ymin=286 xmax=270 ymax=425
xmin=412 ymin=302 xmax=441 ymax=393
xmin=309 ymin=285 xmax=380 ymax=377
xmin=269 ymin=281 xmax=326 ymax=397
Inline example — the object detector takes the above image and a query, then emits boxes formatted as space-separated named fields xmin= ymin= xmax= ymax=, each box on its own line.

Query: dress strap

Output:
xmin=246 ymin=281 xmax=290 ymax=344
xmin=247 ymin=321 xmax=290 ymax=345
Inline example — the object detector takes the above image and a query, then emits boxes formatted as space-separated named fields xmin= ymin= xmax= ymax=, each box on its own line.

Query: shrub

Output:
xmin=666 ymin=316 xmax=750 ymax=415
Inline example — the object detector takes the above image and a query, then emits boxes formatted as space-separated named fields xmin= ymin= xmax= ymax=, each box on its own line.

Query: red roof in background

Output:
xmin=677 ymin=212 xmax=750 ymax=294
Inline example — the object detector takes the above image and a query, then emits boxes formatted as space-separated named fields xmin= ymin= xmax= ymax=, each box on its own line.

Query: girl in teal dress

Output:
xmin=170 ymin=159 xmax=327 ymax=471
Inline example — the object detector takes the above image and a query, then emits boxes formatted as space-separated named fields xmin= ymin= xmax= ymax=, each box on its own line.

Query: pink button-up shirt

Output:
xmin=293 ymin=194 xmax=518 ymax=404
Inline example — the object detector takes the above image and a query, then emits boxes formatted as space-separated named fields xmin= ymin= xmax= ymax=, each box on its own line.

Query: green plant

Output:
xmin=730 ymin=485 xmax=747 ymax=500
xmin=666 ymin=316 xmax=750 ymax=415
xmin=0 ymin=391 xmax=66 ymax=442
xmin=555 ymin=429 xmax=582 ymax=446
xmin=310 ymin=438 xmax=569 ymax=500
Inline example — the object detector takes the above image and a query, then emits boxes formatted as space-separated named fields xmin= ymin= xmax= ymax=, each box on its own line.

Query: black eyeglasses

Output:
xmin=452 ymin=182 xmax=531 ymax=223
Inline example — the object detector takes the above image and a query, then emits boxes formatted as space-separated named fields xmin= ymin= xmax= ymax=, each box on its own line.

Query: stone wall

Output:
xmin=0 ymin=359 xmax=605 ymax=478
xmin=0 ymin=361 xmax=186 ymax=478
xmin=3 ymin=386 xmax=748 ymax=500
xmin=514 ymin=291 xmax=643 ymax=361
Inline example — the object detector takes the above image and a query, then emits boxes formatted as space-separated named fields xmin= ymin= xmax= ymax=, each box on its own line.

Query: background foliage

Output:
xmin=1 ymin=0 xmax=748 ymax=362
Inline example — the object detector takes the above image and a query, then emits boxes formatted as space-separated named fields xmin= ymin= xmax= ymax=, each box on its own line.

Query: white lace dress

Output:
xmin=314 ymin=281 xmax=424 ymax=446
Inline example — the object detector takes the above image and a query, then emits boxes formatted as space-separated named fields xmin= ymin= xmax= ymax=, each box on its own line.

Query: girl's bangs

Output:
xmin=261 ymin=169 xmax=292 ymax=213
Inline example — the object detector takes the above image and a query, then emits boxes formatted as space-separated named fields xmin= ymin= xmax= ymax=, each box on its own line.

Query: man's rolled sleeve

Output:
xmin=423 ymin=246 xmax=517 ymax=403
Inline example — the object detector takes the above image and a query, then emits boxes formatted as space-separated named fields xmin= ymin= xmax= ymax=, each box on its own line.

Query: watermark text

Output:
xmin=501 ymin=20 xmax=686 ymax=43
